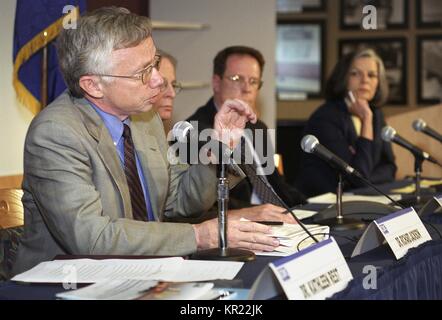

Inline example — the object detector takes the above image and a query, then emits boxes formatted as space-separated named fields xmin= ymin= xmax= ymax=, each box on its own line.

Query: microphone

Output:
xmin=175 ymin=124 xmax=320 ymax=243
xmin=300 ymin=135 xmax=404 ymax=209
xmin=172 ymin=120 xmax=193 ymax=143
xmin=412 ymin=119 xmax=442 ymax=144
xmin=301 ymin=135 xmax=361 ymax=177
xmin=381 ymin=126 xmax=440 ymax=166
xmin=171 ymin=121 xmax=232 ymax=164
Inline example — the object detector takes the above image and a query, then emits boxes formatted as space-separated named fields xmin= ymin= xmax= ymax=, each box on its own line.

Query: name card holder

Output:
xmin=352 ymin=207 xmax=432 ymax=260
xmin=249 ymin=237 xmax=353 ymax=300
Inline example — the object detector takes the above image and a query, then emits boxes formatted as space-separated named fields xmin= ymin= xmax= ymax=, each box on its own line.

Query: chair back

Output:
xmin=0 ymin=189 xmax=24 ymax=281
xmin=0 ymin=189 xmax=24 ymax=229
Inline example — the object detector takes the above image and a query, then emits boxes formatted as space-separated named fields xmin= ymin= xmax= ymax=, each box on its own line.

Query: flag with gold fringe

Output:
xmin=13 ymin=0 xmax=86 ymax=115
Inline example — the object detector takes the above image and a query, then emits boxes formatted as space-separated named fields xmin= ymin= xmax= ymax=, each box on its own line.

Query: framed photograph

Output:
xmin=340 ymin=0 xmax=408 ymax=30
xmin=277 ymin=0 xmax=325 ymax=14
xmin=276 ymin=20 xmax=325 ymax=100
xmin=339 ymin=38 xmax=407 ymax=105
xmin=417 ymin=35 xmax=442 ymax=105
xmin=416 ymin=0 xmax=442 ymax=28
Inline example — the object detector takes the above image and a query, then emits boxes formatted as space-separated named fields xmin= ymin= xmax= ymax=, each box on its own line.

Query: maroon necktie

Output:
xmin=123 ymin=124 xmax=148 ymax=221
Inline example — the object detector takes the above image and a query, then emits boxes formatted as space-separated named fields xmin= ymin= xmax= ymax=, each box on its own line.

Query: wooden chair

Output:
xmin=0 ymin=189 xmax=24 ymax=229
xmin=0 ymin=189 xmax=24 ymax=281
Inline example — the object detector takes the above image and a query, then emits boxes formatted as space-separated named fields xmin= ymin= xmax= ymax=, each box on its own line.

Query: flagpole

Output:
xmin=41 ymin=31 xmax=48 ymax=109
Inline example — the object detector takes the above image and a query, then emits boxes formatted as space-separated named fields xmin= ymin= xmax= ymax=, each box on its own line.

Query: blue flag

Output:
xmin=13 ymin=0 xmax=86 ymax=114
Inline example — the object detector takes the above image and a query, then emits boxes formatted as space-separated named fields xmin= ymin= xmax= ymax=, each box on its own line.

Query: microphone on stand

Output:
xmin=382 ymin=125 xmax=441 ymax=206
xmin=173 ymin=122 xmax=321 ymax=244
xmin=300 ymin=135 xmax=404 ymax=230
xmin=381 ymin=126 xmax=440 ymax=166
xmin=412 ymin=119 xmax=442 ymax=144
xmin=172 ymin=120 xmax=194 ymax=143
xmin=300 ymin=135 xmax=404 ymax=208
xmin=301 ymin=135 xmax=361 ymax=177
xmin=173 ymin=121 xmax=255 ymax=261
xmin=172 ymin=121 xmax=233 ymax=165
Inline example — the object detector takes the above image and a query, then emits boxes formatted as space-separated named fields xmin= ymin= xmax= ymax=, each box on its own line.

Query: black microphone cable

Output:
xmin=351 ymin=171 xmax=405 ymax=209
xmin=301 ymin=134 xmax=405 ymax=209
xmin=240 ymin=134 xmax=320 ymax=243
xmin=250 ymin=166 xmax=320 ymax=243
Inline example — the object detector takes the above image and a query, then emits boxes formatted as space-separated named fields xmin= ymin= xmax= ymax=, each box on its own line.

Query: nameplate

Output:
xmin=268 ymin=237 xmax=352 ymax=300
xmin=352 ymin=207 xmax=432 ymax=260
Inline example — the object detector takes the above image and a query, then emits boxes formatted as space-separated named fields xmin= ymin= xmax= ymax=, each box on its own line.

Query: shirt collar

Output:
xmin=89 ymin=102 xmax=130 ymax=145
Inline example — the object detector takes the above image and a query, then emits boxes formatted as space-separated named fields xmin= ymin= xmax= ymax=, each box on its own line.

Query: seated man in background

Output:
xmin=187 ymin=46 xmax=307 ymax=210
xmin=154 ymin=50 xmax=296 ymax=223
xmin=13 ymin=8 xmax=281 ymax=275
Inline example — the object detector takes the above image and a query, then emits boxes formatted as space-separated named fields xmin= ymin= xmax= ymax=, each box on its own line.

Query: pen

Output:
xmin=253 ymin=221 xmax=283 ymax=225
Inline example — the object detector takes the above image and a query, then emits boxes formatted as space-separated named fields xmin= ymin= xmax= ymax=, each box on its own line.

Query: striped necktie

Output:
xmin=240 ymin=163 xmax=281 ymax=206
xmin=237 ymin=136 xmax=281 ymax=206
xmin=123 ymin=124 xmax=148 ymax=221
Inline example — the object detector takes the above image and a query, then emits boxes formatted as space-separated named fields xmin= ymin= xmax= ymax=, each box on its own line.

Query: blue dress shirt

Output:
xmin=90 ymin=103 xmax=155 ymax=221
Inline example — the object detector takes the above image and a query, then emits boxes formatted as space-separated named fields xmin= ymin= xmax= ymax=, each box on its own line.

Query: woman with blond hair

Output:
xmin=297 ymin=48 xmax=397 ymax=197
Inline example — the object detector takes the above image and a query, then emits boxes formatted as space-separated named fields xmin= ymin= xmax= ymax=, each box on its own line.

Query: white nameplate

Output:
xmin=268 ymin=237 xmax=353 ymax=300
xmin=352 ymin=207 xmax=432 ymax=260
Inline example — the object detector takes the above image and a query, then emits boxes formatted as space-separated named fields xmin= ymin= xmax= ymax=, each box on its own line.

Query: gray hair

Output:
xmin=325 ymin=48 xmax=389 ymax=106
xmin=57 ymin=7 xmax=152 ymax=98
xmin=157 ymin=49 xmax=178 ymax=69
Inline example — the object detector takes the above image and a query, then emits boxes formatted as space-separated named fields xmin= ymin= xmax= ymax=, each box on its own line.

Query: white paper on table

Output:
xmin=56 ymin=279 xmax=159 ymax=300
xmin=307 ymin=192 xmax=401 ymax=205
xmin=257 ymin=224 xmax=330 ymax=257
xmin=12 ymin=257 xmax=244 ymax=283
xmin=291 ymin=209 xmax=318 ymax=219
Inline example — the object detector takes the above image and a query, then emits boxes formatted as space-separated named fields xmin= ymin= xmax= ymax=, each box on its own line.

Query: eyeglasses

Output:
xmin=159 ymin=78 xmax=182 ymax=95
xmin=171 ymin=80 xmax=182 ymax=94
xmin=95 ymin=54 xmax=162 ymax=85
xmin=224 ymin=74 xmax=263 ymax=89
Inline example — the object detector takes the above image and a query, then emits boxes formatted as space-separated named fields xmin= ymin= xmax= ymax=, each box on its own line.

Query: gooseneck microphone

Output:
xmin=412 ymin=119 xmax=442 ymax=144
xmin=381 ymin=126 xmax=441 ymax=166
xmin=301 ymin=135 xmax=361 ymax=177
xmin=174 ymin=122 xmax=320 ymax=243
xmin=172 ymin=121 xmax=233 ymax=163
xmin=301 ymin=135 xmax=404 ymax=209
xmin=172 ymin=120 xmax=194 ymax=142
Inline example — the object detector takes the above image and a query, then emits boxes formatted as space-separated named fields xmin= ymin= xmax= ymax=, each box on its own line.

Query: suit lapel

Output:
xmin=131 ymin=118 xmax=168 ymax=221
xmin=73 ymin=98 xmax=133 ymax=219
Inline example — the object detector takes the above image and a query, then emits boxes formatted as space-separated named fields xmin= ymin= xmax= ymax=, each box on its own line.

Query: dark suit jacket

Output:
xmin=187 ymin=98 xmax=306 ymax=209
xmin=296 ymin=99 xmax=397 ymax=197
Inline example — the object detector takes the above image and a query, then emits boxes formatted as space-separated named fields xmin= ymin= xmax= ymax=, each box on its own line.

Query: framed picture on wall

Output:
xmin=277 ymin=0 xmax=325 ymax=14
xmin=339 ymin=38 xmax=407 ymax=105
xmin=276 ymin=20 xmax=325 ymax=100
xmin=417 ymin=35 xmax=442 ymax=105
xmin=416 ymin=0 xmax=442 ymax=28
xmin=340 ymin=0 xmax=408 ymax=30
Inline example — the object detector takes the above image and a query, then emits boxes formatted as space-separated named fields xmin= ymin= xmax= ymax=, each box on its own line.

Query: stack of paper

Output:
xmin=11 ymin=257 xmax=243 ymax=283
xmin=258 ymin=223 xmax=330 ymax=256
xmin=56 ymin=280 xmax=218 ymax=300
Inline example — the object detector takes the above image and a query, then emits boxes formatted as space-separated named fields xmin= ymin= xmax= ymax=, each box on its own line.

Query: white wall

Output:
xmin=0 ymin=0 xmax=277 ymax=177
xmin=0 ymin=0 xmax=33 ymax=176
xmin=150 ymin=0 xmax=277 ymax=130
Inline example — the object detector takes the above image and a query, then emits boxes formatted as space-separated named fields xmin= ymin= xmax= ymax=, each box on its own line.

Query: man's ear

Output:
xmin=212 ymin=74 xmax=222 ymax=94
xmin=79 ymin=75 xmax=104 ymax=99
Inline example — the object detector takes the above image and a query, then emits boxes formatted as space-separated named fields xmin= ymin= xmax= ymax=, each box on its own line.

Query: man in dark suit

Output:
xmin=187 ymin=46 xmax=306 ymax=209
